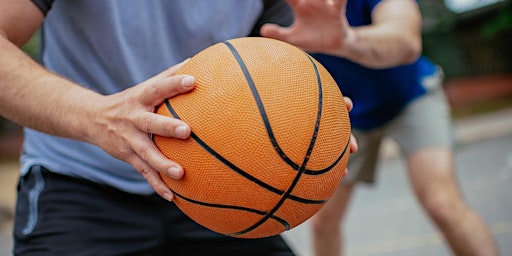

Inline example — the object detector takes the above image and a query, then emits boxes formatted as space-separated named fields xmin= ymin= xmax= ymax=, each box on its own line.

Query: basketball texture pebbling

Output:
xmin=153 ymin=37 xmax=351 ymax=239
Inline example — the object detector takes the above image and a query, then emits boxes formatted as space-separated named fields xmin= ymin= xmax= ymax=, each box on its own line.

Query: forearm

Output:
xmin=260 ymin=0 xmax=423 ymax=69
xmin=310 ymin=0 xmax=422 ymax=69
xmin=335 ymin=22 xmax=422 ymax=69
xmin=0 ymin=35 xmax=101 ymax=141
xmin=337 ymin=0 xmax=422 ymax=68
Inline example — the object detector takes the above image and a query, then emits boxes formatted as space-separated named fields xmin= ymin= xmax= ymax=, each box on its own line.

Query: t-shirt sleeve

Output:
xmin=249 ymin=0 xmax=294 ymax=37
xmin=30 ymin=0 xmax=55 ymax=16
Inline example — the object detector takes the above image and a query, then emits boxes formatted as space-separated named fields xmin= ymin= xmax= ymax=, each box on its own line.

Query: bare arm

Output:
xmin=339 ymin=0 xmax=422 ymax=67
xmin=0 ymin=0 xmax=196 ymax=201
xmin=261 ymin=0 xmax=422 ymax=69
xmin=0 ymin=0 xmax=87 ymax=138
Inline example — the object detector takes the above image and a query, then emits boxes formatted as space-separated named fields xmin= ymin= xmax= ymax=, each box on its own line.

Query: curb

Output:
xmin=453 ymin=107 xmax=512 ymax=146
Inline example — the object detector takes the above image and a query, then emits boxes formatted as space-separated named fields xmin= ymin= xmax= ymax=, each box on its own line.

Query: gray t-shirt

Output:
xmin=22 ymin=0 xmax=292 ymax=194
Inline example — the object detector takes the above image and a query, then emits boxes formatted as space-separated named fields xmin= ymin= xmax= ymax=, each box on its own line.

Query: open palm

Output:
xmin=261 ymin=0 xmax=351 ymax=54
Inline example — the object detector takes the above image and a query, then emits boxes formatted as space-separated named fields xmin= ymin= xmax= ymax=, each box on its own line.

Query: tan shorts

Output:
xmin=343 ymin=70 xmax=454 ymax=184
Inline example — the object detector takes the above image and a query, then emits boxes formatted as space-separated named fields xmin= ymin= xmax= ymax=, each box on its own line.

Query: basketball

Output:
xmin=153 ymin=37 xmax=351 ymax=239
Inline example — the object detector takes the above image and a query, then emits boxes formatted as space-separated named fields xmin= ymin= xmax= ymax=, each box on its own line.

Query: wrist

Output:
xmin=331 ymin=27 xmax=358 ymax=59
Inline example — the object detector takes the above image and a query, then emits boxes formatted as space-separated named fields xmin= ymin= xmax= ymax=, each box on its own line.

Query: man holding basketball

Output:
xmin=0 ymin=1 xmax=359 ymax=255
xmin=262 ymin=0 xmax=498 ymax=255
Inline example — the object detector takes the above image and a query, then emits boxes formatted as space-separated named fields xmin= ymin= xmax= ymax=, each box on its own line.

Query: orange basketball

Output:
xmin=153 ymin=37 xmax=351 ymax=239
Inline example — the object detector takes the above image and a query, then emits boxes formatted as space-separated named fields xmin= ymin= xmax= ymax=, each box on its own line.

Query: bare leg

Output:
xmin=311 ymin=183 xmax=356 ymax=256
xmin=407 ymin=147 xmax=498 ymax=256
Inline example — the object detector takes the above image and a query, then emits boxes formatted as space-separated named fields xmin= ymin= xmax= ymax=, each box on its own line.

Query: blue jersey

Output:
xmin=312 ymin=0 xmax=436 ymax=130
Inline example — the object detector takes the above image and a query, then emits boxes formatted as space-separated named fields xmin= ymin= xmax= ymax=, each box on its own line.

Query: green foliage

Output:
xmin=21 ymin=32 xmax=40 ymax=60
xmin=481 ymin=3 xmax=512 ymax=40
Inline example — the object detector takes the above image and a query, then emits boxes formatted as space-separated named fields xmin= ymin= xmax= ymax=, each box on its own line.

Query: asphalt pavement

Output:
xmin=282 ymin=111 xmax=512 ymax=255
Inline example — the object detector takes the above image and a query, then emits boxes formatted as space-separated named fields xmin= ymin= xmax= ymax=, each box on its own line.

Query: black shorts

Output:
xmin=13 ymin=166 xmax=294 ymax=256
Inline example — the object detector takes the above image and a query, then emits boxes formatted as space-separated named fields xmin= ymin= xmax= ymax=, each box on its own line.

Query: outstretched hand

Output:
xmin=261 ymin=0 xmax=353 ymax=55
xmin=90 ymin=60 xmax=195 ymax=201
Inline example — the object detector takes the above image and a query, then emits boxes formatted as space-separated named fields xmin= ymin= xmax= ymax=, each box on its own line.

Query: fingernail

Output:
xmin=174 ymin=125 xmax=189 ymax=139
xmin=168 ymin=165 xmax=182 ymax=178
xmin=181 ymin=76 xmax=195 ymax=88
xmin=163 ymin=192 xmax=173 ymax=201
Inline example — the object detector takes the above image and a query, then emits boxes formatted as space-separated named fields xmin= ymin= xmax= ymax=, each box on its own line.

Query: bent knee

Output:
xmin=421 ymin=193 xmax=464 ymax=227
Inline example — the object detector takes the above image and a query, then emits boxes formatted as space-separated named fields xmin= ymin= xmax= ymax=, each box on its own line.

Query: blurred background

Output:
xmin=1 ymin=0 xmax=511 ymax=255
xmin=420 ymin=0 xmax=512 ymax=117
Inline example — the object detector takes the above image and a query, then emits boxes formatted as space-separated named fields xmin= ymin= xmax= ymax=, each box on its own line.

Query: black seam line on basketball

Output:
xmin=301 ymin=54 xmax=351 ymax=175
xmin=171 ymin=190 xmax=291 ymax=230
xmin=226 ymin=50 xmax=324 ymax=237
xmin=223 ymin=41 xmax=297 ymax=171
xmin=223 ymin=41 xmax=336 ymax=176
xmin=163 ymin=100 xmax=325 ymax=205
